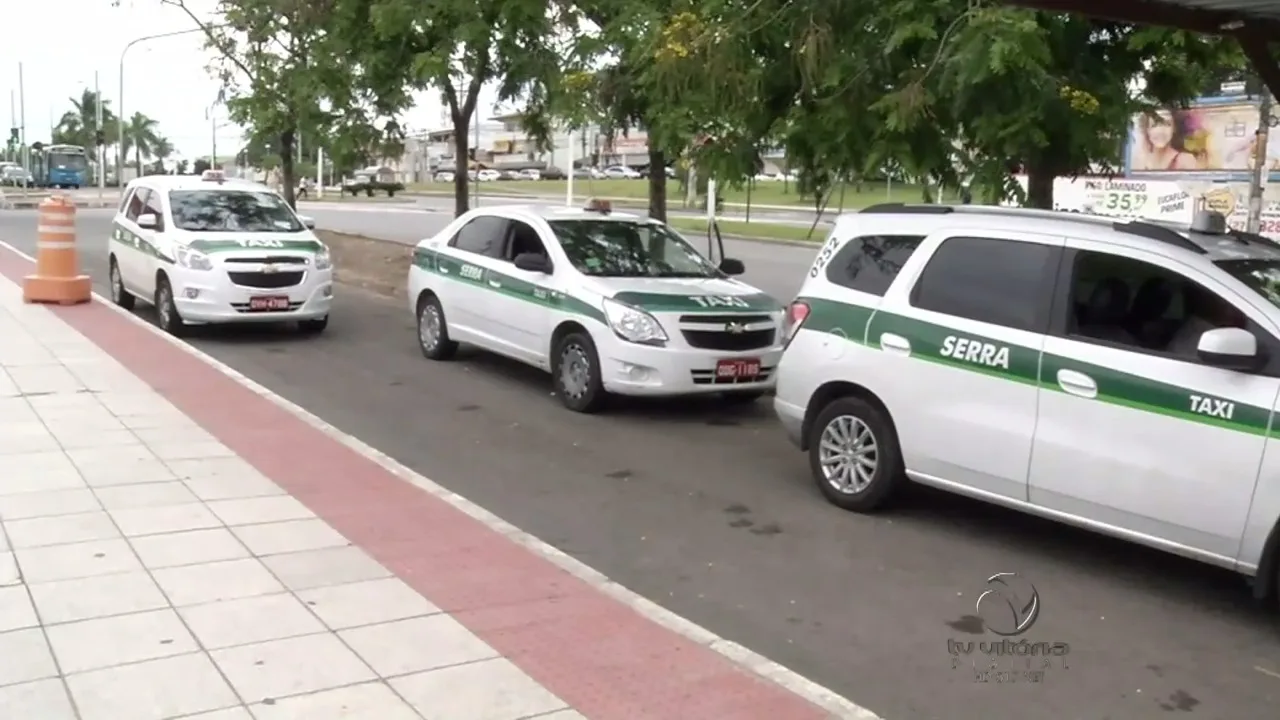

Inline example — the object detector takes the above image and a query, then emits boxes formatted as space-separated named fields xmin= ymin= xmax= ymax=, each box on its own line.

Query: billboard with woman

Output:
xmin=1126 ymin=102 xmax=1279 ymax=176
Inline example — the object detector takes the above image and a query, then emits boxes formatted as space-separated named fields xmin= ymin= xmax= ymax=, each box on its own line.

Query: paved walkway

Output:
xmin=0 ymin=249 xmax=851 ymax=718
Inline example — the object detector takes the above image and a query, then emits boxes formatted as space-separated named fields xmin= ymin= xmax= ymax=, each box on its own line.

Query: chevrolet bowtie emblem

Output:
xmin=261 ymin=264 xmax=278 ymax=274
xmin=725 ymin=322 xmax=746 ymax=334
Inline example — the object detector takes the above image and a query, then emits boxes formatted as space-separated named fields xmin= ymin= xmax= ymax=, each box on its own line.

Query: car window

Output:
xmin=118 ymin=188 xmax=138 ymax=215
xmin=911 ymin=236 xmax=1057 ymax=332
xmin=449 ymin=216 xmax=509 ymax=257
xmin=143 ymin=190 xmax=166 ymax=232
xmin=125 ymin=188 xmax=148 ymax=222
xmin=168 ymin=189 xmax=302 ymax=232
xmin=503 ymin=220 xmax=549 ymax=262
xmin=547 ymin=219 xmax=720 ymax=278
xmin=1062 ymin=250 xmax=1263 ymax=364
xmin=826 ymin=235 xmax=926 ymax=296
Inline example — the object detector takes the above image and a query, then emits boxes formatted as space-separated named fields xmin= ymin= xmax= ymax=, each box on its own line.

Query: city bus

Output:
xmin=34 ymin=144 xmax=89 ymax=188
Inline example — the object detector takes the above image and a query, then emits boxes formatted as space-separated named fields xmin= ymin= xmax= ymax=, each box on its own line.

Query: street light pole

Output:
xmin=119 ymin=26 xmax=220 ymax=183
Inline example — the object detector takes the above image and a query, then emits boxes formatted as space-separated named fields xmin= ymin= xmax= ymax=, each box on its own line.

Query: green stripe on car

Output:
xmin=414 ymin=249 xmax=606 ymax=323
xmin=796 ymin=296 xmax=1274 ymax=437
xmin=111 ymin=225 xmax=172 ymax=262
xmin=188 ymin=239 xmax=323 ymax=253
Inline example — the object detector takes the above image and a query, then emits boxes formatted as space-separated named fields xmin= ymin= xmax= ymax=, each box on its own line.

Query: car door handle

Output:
xmin=879 ymin=333 xmax=911 ymax=356
xmin=1056 ymin=369 xmax=1098 ymax=399
xmin=487 ymin=279 xmax=501 ymax=288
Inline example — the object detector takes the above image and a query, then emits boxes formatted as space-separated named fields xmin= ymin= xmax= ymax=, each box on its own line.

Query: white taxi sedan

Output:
xmin=406 ymin=200 xmax=785 ymax=412
xmin=108 ymin=171 xmax=333 ymax=336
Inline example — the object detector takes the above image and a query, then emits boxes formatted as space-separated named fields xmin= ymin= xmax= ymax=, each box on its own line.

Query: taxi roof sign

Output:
xmin=583 ymin=198 xmax=612 ymax=214
xmin=201 ymin=169 xmax=226 ymax=183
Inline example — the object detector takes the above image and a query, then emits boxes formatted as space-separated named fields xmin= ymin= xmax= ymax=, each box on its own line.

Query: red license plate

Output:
xmin=249 ymin=296 xmax=290 ymax=311
xmin=716 ymin=358 xmax=761 ymax=379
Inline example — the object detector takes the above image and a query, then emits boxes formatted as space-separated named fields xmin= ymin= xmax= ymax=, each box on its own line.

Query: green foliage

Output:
xmin=53 ymin=89 xmax=120 ymax=152
xmin=124 ymin=113 xmax=161 ymax=175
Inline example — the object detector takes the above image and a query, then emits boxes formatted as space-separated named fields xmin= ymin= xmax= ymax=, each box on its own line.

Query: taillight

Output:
xmin=783 ymin=300 xmax=810 ymax=348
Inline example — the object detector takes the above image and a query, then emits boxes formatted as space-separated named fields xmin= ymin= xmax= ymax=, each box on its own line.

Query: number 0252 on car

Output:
xmin=716 ymin=358 xmax=761 ymax=379
xmin=249 ymin=296 xmax=290 ymax=311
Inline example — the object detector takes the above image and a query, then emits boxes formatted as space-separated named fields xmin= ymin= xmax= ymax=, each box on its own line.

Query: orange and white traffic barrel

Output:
xmin=22 ymin=195 xmax=91 ymax=305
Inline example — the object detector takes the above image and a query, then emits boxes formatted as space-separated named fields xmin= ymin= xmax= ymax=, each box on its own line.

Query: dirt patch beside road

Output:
xmin=317 ymin=229 xmax=411 ymax=298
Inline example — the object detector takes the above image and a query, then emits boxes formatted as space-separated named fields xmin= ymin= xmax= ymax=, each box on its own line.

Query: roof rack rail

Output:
xmin=1111 ymin=219 xmax=1206 ymax=254
xmin=860 ymin=203 xmax=954 ymax=214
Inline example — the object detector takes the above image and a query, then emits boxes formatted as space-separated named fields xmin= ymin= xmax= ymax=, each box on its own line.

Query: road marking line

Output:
xmin=0 ymin=238 xmax=881 ymax=720
xmin=1256 ymin=665 xmax=1280 ymax=680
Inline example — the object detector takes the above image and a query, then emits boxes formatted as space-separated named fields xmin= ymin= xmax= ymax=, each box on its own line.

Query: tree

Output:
xmin=54 ymin=89 xmax=119 ymax=153
xmin=161 ymin=0 xmax=407 ymax=208
xmin=152 ymin=136 xmax=174 ymax=173
xmin=124 ymin=113 xmax=161 ymax=176
xmin=642 ymin=0 xmax=1244 ymax=208
xmin=193 ymin=158 xmax=211 ymax=174
xmin=358 ymin=0 xmax=577 ymax=216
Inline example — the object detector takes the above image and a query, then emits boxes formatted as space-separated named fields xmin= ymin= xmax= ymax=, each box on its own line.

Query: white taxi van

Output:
xmin=407 ymin=200 xmax=785 ymax=412
xmin=108 ymin=171 xmax=333 ymax=336
xmin=775 ymin=203 xmax=1280 ymax=601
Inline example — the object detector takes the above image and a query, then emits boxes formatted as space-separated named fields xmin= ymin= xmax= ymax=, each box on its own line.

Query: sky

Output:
xmin=0 ymin=0 xmax=503 ymax=161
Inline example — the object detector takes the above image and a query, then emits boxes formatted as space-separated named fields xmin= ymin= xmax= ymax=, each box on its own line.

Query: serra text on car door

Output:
xmin=484 ymin=219 xmax=559 ymax=364
xmin=136 ymin=189 xmax=169 ymax=299
xmin=433 ymin=215 xmax=510 ymax=344
xmin=866 ymin=232 xmax=1062 ymax=501
xmin=1028 ymin=243 xmax=1280 ymax=562
xmin=116 ymin=188 xmax=150 ymax=294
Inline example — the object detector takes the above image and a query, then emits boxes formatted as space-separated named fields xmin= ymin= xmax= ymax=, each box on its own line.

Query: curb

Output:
xmin=0 ymin=240 xmax=882 ymax=720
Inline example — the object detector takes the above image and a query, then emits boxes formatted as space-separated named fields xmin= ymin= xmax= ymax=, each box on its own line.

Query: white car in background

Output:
xmin=602 ymin=166 xmax=641 ymax=180
xmin=434 ymin=171 xmax=455 ymax=183
xmin=477 ymin=169 xmax=502 ymax=182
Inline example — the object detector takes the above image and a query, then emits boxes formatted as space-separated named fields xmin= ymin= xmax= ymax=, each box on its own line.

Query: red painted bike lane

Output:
xmin=0 ymin=246 xmax=844 ymax=720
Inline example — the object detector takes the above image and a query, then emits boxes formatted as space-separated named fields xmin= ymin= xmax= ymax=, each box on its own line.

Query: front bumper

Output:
xmin=170 ymin=266 xmax=334 ymax=324
xmin=596 ymin=332 xmax=783 ymax=397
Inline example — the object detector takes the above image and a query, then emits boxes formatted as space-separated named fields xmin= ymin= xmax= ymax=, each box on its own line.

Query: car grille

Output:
xmin=228 ymin=271 xmax=305 ymax=289
xmin=678 ymin=314 xmax=777 ymax=351
xmin=690 ymin=366 xmax=776 ymax=385
xmin=223 ymin=256 xmax=309 ymax=265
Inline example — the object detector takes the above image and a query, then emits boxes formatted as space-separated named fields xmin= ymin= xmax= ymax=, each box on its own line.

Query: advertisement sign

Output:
xmin=1005 ymin=175 xmax=1280 ymax=239
xmin=1126 ymin=101 xmax=1280 ymax=176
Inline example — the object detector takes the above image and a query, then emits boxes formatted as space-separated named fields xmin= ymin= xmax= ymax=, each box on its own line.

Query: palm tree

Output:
xmin=151 ymin=136 xmax=173 ymax=174
xmin=54 ymin=89 xmax=118 ymax=151
xmin=125 ymin=113 xmax=160 ymax=176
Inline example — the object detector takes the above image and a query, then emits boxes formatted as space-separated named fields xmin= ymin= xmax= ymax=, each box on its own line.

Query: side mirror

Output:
xmin=297 ymin=215 xmax=316 ymax=229
xmin=719 ymin=258 xmax=746 ymax=275
xmin=1197 ymin=327 xmax=1260 ymax=370
xmin=513 ymin=252 xmax=552 ymax=274
xmin=136 ymin=213 xmax=158 ymax=230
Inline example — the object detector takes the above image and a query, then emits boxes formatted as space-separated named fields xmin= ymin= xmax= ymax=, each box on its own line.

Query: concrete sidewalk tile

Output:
xmin=6 ymin=365 xmax=83 ymax=394
xmin=0 ymin=551 xmax=17 ymax=585
xmin=0 ymin=585 xmax=38 ymax=632
xmin=533 ymin=711 xmax=589 ymax=720
xmin=152 ymin=557 xmax=284 ymax=607
xmin=131 ymin=424 xmax=219 ymax=446
xmin=29 ymin=570 xmax=169 ymax=624
xmin=45 ymin=608 xmax=198 ymax=674
xmin=210 ymin=632 xmax=377 ymax=703
xmin=0 ymin=678 xmax=78 ymax=720
xmin=25 ymin=392 xmax=101 ymax=413
xmin=0 ymin=398 xmax=37 ymax=423
xmin=176 ymin=708 xmax=254 ymax=720
xmin=339 ymin=614 xmax=498 ymax=678
xmin=261 ymin=546 xmax=390 ymax=592
xmin=179 ymin=592 xmax=326 ymax=650
xmin=207 ymin=495 xmax=315 ymax=527
xmin=0 ymin=627 xmax=59 ymax=685
xmin=297 ymin=577 xmax=441 ymax=631
xmin=109 ymin=502 xmax=222 ymax=537
xmin=0 ymin=487 xmax=102 ymax=521
xmin=117 ymin=411 xmax=194 ymax=431
xmin=51 ymin=427 xmax=140 ymax=451
xmin=96 ymin=391 xmax=179 ymax=417
xmin=66 ymin=651 xmax=240 ymax=720
xmin=232 ymin=518 xmax=349 ymax=557
xmin=177 ymin=465 xmax=284 ymax=502
xmin=0 ymin=450 xmax=87 ymax=495
xmin=95 ymin=481 xmax=200 ymax=510
xmin=248 ymin=681 xmax=422 ymax=720
xmin=67 ymin=445 xmax=177 ymax=487
xmin=15 ymin=537 xmax=142 ymax=583
xmin=4 ymin=511 xmax=119 ymax=549
xmin=41 ymin=412 xmax=129 ymax=433
xmin=390 ymin=658 xmax=567 ymax=720
xmin=129 ymin=528 xmax=249 ymax=569
xmin=146 ymin=440 xmax=236 ymax=462
xmin=0 ymin=421 xmax=58 ymax=454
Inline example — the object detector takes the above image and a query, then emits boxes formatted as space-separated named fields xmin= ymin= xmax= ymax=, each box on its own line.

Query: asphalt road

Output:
xmin=4 ymin=208 xmax=1280 ymax=720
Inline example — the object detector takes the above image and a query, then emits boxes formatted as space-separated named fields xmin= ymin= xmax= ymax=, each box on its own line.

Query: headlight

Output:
xmin=314 ymin=250 xmax=332 ymax=270
xmin=602 ymin=297 xmax=667 ymax=346
xmin=174 ymin=247 xmax=213 ymax=271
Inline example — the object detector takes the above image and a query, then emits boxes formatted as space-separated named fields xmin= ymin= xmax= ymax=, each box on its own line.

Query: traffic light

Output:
xmin=8 ymin=128 xmax=16 ymax=143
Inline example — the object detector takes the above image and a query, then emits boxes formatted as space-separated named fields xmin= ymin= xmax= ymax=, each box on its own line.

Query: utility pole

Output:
xmin=18 ymin=62 xmax=27 ymax=195
xmin=95 ymin=71 xmax=104 ymax=198
xmin=1246 ymin=90 xmax=1273 ymax=234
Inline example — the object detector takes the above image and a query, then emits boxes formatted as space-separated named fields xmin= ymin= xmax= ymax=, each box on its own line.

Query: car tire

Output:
xmin=154 ymin=276 xmax=188 ymax=338
xmin=416 ymin=294 xmax=458 ymax=360
xmin=808 ymin=396 xmax=904 ymax=512
xmin=552 ymin=331 xmax=607 ymax=413
xmin=298 ymin=316 xmax=328 ymax=334
xmin=108 ymin=256 xmax=135 ymax=311
xmin=720 ymin=391 xmax=765 ymax=405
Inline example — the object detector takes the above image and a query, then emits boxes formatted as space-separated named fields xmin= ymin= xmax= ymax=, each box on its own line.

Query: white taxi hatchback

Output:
xmin=406 ymin=200 xmax=786 ymax=412
xmin=108 ymin=171 xmax=334 ymax=336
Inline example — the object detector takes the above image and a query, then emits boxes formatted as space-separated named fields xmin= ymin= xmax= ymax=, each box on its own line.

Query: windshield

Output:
xmin=168 ymin=189 xmax=304 ymax=233
xmin=48 ymin=153 xmax=88 ymax=171
xmin=1218 ymin=259 xmax=1280 ymax=309
xmin=547 ymin=219 xmax=720 ymax=278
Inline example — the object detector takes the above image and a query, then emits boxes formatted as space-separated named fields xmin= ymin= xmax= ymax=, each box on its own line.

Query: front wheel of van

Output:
xmin=808 ymin=396 xmax=904 ymax=512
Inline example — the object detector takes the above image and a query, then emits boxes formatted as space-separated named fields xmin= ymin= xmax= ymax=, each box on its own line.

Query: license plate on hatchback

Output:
xmin=716 ymin=358 xmax=761 ymax=380
xmin=248 ymin=296 xmax=290 ymax=311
